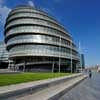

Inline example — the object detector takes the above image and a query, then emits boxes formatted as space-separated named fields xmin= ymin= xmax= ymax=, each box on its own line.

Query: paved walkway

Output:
xmin=59 ymin=72 xmax=100 ymax=100
xmin=16 ymin=75 xmax=85 ymax=100
xmin=0 ymin=74 xmax=81 ymax=95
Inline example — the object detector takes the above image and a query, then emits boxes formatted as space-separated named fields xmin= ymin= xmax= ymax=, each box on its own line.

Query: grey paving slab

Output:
xmin=0 ymin=73 xmax=83 ymax=100
xmin=59 ymin=72 xmax=100 ymax=100
xmin=15 ymin=75 xmax=86 ymax=100
xmin=0 ymin=74 xmax=81 ymax=95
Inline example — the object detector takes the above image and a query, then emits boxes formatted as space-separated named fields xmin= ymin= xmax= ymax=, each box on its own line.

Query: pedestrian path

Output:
xmin=0 ymin=74 xmax=80 ymax=95
xmin=59 ymin=72 xmax=100 ymax=100
xmin=16 ymin=75 xmax=86 ymax=100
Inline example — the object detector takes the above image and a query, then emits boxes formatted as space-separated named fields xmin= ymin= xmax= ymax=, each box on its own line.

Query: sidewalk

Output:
xmin=0 ymin=73 xmax=86 ymax=100
xmin=17 ymin=75 xmax=86 ymax=100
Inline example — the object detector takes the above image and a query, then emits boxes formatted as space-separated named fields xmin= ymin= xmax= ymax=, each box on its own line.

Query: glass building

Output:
xmin=0 ymin=41 xmax=9 ymax=68
xmin=4 ymin=6 xmax=80 ymax=72
xmin=80 ymin=54 xmax=85 ymax=69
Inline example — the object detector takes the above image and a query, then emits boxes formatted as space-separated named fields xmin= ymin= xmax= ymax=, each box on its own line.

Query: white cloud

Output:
xmin=0 ymin=1 xmax=11 ymax=25
xmin=0 ymin=0 xmax=11 ymax=40
xmin=0 ymin=0 xmax=3 ymax=4
xmin=0 ymin=6 xmax=11 ymax=24
xmin=28 ymin=1 xmax=35 ymax=7
xmin=42 ymin=8 xmax=51 ymax=13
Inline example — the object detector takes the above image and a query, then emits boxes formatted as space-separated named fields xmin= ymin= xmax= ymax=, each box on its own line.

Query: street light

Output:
xmin=70 ymin=40 xmax=73 ymax=73
xmin=52 ymin=58 xmax=54 ymax=73
xmin=59 ymin=36 xmax=61 ymax=73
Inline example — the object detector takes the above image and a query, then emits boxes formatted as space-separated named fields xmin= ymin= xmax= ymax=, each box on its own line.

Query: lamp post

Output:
xmin=79 ymin=42 xmax=83 ymax=72
xmin=52 ymin=57 xmax=55 ymax=73
xmin=59 ymin=36 xmax=61 ymax=73
xmin=70 ymin=40 xmax=73 ymax=73
xmin=52 ymin=61 xmax=54 ymax=73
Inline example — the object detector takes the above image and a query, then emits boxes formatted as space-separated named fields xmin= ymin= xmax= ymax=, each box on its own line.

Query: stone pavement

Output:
xmin=16 ymin=75 xmax=86 ymax=100
xmin=0 ymin=74 xmax=81 ymax=95
xmin=59 ymin=72 xmax=100 ymax=100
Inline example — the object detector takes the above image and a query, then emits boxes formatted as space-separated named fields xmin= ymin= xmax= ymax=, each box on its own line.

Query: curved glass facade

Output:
xmin=0 ymin=42 xmax=9 ymax=62
xmin=7 ymin=12 xmax=63 ymax=30
xmin=6 ymin=25 xmax=71 ymax=41
xmin=5 ymin=18 xmax=68 ymax=36
xmin=5 ymin=6 xmax=80 ymax=72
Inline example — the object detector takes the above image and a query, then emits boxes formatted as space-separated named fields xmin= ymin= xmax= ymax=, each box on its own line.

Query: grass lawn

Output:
xmin=0 ymin=72 xmax=72 ymax=86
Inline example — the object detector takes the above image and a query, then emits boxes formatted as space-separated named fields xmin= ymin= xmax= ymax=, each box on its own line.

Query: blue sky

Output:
xmin=0 ymin=0 xmax=100 ymax=66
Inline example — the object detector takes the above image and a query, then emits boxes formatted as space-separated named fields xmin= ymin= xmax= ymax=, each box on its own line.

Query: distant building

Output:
xmin=4 ymin=5 xmax=80 ymax=72
xmin=0 ymin=41 xmax=9 ymax=68
xmin=80 ymin=54 xmax=85 ymax=69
